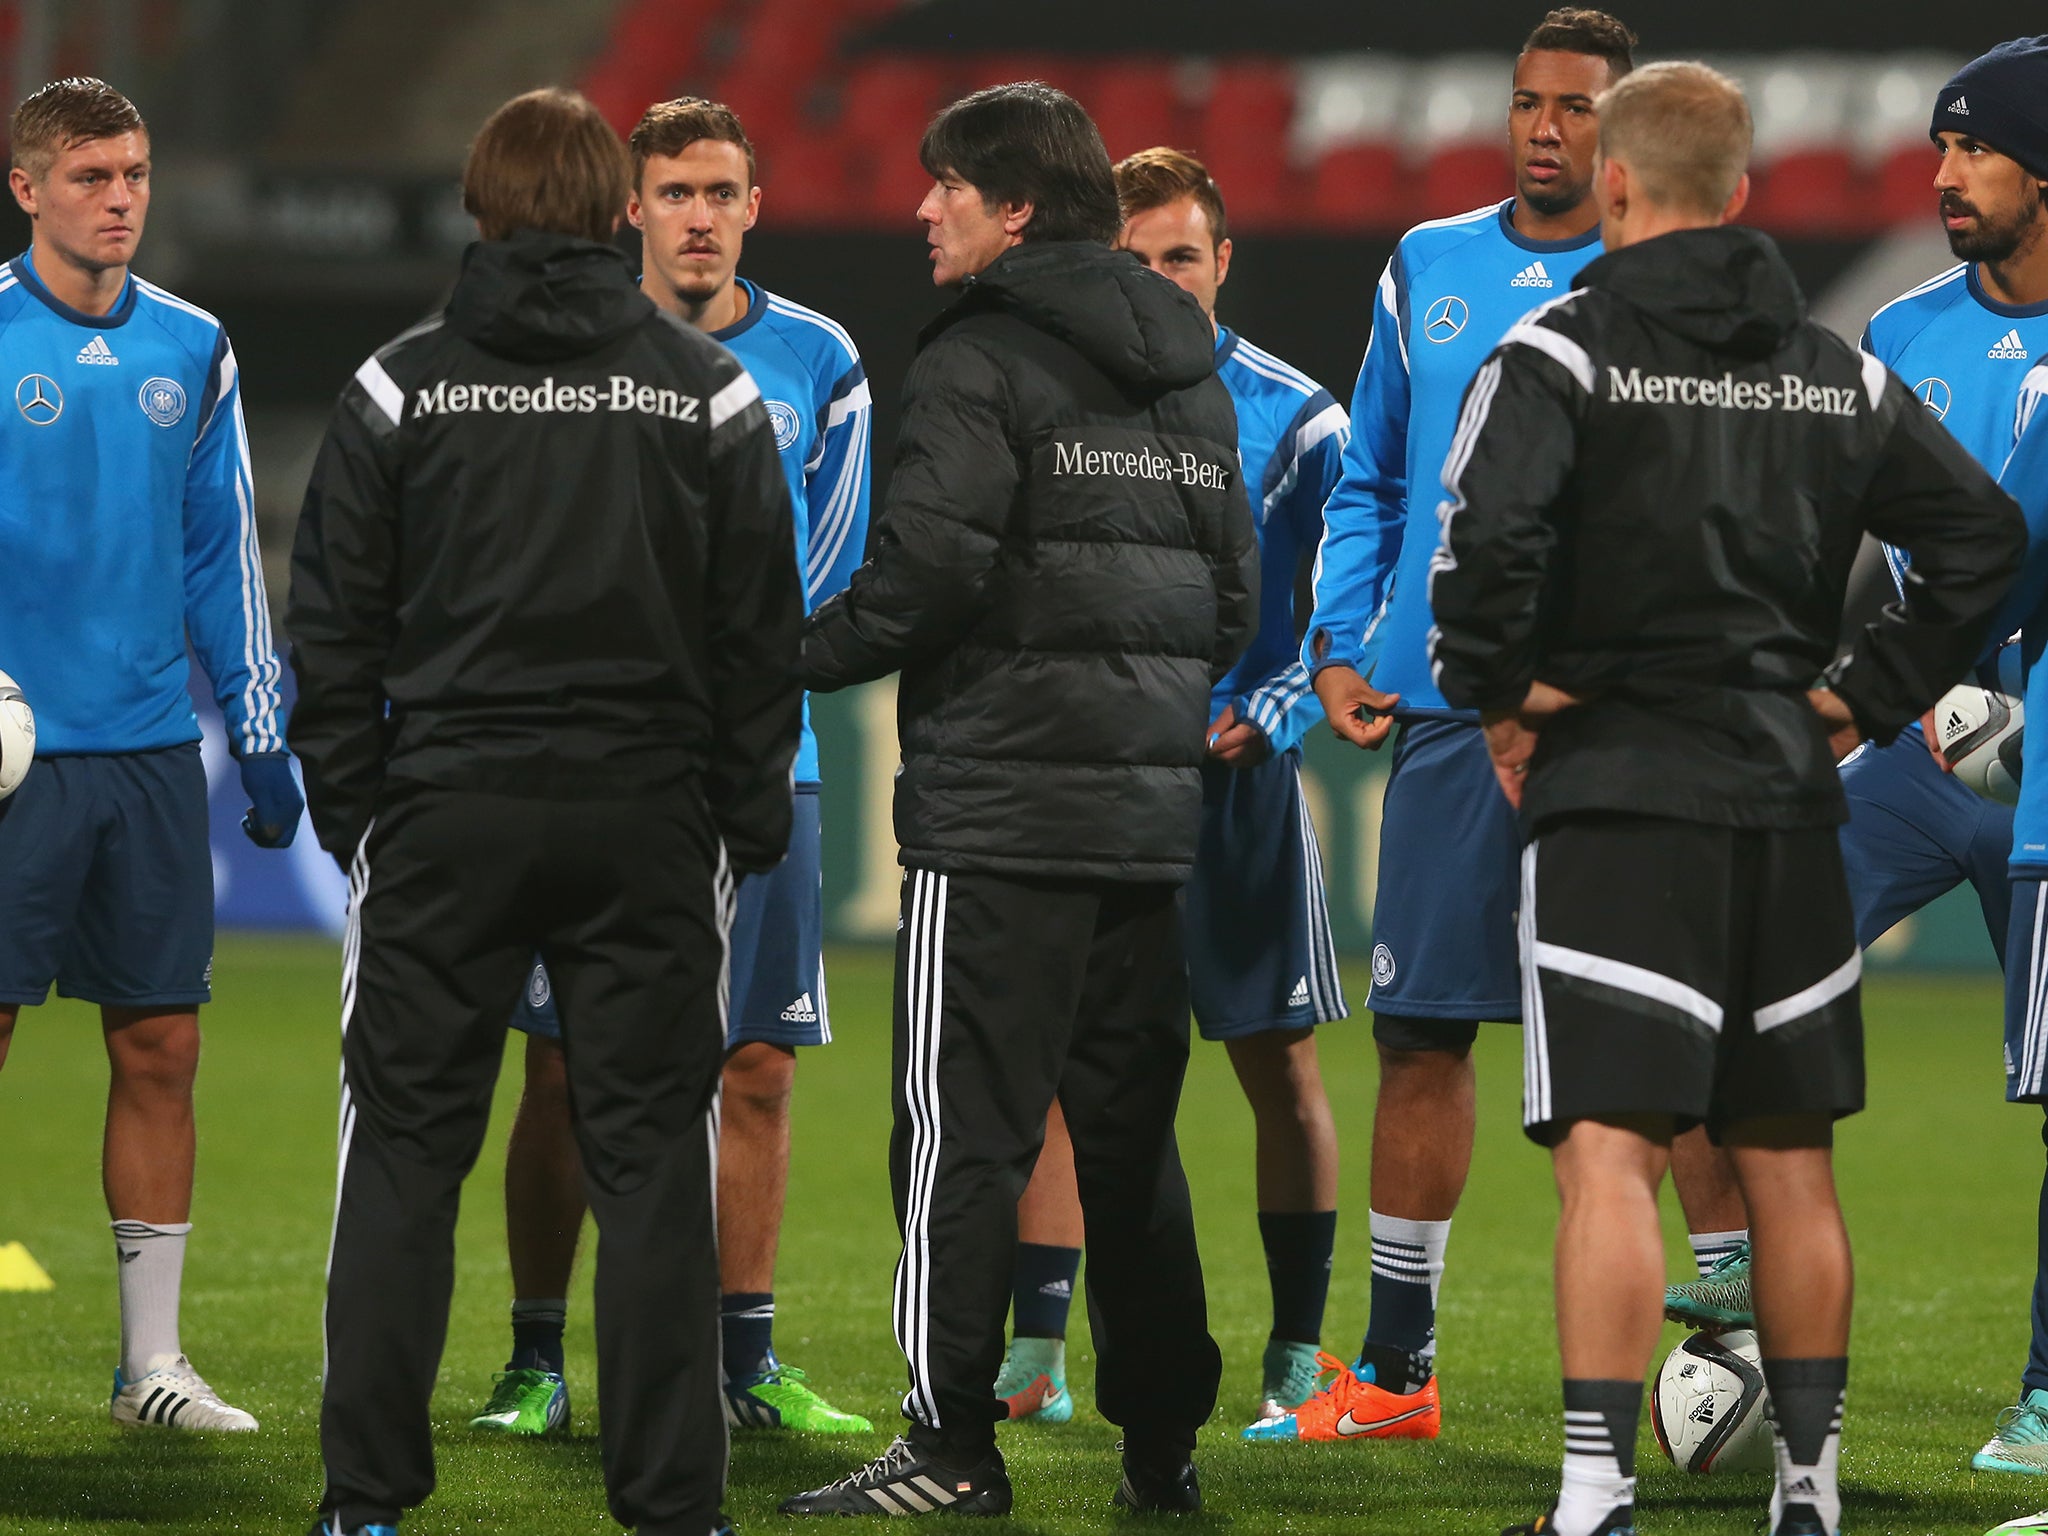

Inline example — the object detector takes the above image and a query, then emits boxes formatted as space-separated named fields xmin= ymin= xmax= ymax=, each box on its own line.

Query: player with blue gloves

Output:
xmin=0 ymin=78 xmax=299 ymax=1433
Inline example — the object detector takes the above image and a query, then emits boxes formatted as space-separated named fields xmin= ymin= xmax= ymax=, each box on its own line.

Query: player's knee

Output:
xmin=1375 ymin=1036 xmax=1472 ymax=1081
xmin=106 ymin=1011 xmax=201 ymax=1094
xmin=722 ymin=1041 xmax=796 ymax=1119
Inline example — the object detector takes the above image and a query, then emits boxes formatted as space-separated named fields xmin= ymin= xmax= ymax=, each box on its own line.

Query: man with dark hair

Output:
xmin=0 ymin=75 xmax=299 ymax=1433
xmin=990 ymin=145 xmax=1353 ymax=1435
xmin=1430 ymin=60 xmax=2020 ymax=1536
xmin=778 ymin=82 xmax=1256 ymax=1518
xmin=470 ymin=92 xmax=873 ymax=1443
xmin=290 ymin=86 xmax=802 ymax=1536
xmin=1282 ymin=6 xmax=1652 ymax=1448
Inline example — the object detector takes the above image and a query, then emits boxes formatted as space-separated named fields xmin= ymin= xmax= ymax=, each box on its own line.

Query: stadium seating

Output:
xmin=573 ymin=1 xmax=1963 ymax=236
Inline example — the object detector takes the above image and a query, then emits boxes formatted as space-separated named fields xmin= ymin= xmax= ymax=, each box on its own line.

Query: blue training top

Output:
xmin=2000 ymin=364 xmax=2048 ymax=874
xmin=1212 ymin=325 xmax=1349 ymax=756
xmin=0 ymin=248 xmax=283 ymax=758
xmin=709 ymin=278 xmax=871 ymax=785
xmin=1302 ymin=198 xmax=1602 ymax=717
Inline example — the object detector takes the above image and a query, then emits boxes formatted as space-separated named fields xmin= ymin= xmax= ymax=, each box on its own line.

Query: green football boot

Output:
xmin=725 ymin=1361 xmax=873 ymax=1433
xmin=468 ymin=1367 xmax=569 ymax=1436
xmin=994 ymin=1336 xmax=1072 ymax=1424
xmin=1664 ymin=1239 xmax=1754 ymax=1330
xmin=1253 ymin=1339 xmax=1331 ymax=1425
xmin=1976 ymin=1389 xmax=2048 ymax=1473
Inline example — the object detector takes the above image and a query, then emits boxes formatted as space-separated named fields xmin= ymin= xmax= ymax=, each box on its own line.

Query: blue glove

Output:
xmin=238 ymin=751 xmax=304 ymax=849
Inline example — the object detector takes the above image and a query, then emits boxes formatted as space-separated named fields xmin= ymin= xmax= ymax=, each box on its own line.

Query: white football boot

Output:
xmin=111 ymin=1355 xmax=259 ymax=1431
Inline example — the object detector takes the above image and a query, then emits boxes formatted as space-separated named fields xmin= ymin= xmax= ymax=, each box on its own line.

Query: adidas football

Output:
xmin=1650 ymin=1329 xmax=1774 ymax=1474
xmin=1934 ymin=642 xmax=2024 ymax=807
xmin=0 ymin=668 xmax=34 ymax=801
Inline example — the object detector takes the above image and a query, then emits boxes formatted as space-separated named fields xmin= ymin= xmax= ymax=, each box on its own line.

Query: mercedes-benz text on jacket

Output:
xmin=287 ymin=231 xmax=804 ymax=872
xmin=799 ymin=241 xmax=1259 ymax=882
xmin=1427 ymin=225 xmax=2024 ymax=831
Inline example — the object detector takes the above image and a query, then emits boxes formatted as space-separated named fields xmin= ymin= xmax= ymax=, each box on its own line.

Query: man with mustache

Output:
xmin=1656 ymin=35 xmax=2048 ymax=1476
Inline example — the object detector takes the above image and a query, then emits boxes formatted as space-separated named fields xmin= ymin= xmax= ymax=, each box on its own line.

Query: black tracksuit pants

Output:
xmin=320 ymin=787 xmax=733 ymax=1535
xmin=891 ymin=866 xmax=1222 ymax=1463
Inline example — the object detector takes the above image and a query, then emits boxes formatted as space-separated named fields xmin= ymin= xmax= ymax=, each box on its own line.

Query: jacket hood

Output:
xmin=446 ymin=231 xmax=654 ymax=363
xmin=930 ymin=242 xmax=1217 ymax=393
xmin=1577 ymin=225 xmax=1806 ymax=359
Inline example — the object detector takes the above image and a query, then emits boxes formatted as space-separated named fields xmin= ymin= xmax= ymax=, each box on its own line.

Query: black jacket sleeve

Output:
xmin=1210 ymin=466 xmax=1260 ymax=685
xmin=1425 ymin=341 xmax=1585 ymax=713
xmin=1824 ymin=373 xmax=2026 ymax=743
xmin=704 ymin=372 xmax=805 ymax=875
xmin=799 ymin=336 xmax=1016 ymax=691
xmin=286 ymin=375 xmax=402 ymax=862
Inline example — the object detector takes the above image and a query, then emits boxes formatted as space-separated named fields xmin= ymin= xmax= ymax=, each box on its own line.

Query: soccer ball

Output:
xmin=1934 ymin=642 xmax=2024 ymax=807
xmin=1650 ymin=1329 xmax=1775 ymax=1474
xmin=0 ymin=668 xmax=33 ymax=800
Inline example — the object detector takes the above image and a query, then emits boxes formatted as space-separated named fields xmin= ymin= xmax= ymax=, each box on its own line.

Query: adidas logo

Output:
xmin=1952 ymin=95 xmax=1970 ymax=116
xmin=1511 ymin=260 xmax=1554 ymax=288
xmin=75 ymin=334 xmax=118 ymax=365
xmin=1990 ymin=329 xmax=2030 ymax=359
xmin=1288 ymin=976 xmax=1311 ymax=1008
xmin=1944 ymin=709 xmax=1968 ymax=741
xmin=1037 ymin=1278 xmax=1072 ymax=1299
xmin=779 ymin=992 xmax=818 ymax=1023
xmin=1784 ymin=1475 xmax=1819 ymax=1497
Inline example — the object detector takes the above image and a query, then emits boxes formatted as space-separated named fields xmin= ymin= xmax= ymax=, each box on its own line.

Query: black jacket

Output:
xmin=1427 ymin=225 xmax=2024 ymax=831
xmin=287 ymin=232 xmax=803 ymax=872
xmin=799 ymin=242 xmax=1258 ymax=882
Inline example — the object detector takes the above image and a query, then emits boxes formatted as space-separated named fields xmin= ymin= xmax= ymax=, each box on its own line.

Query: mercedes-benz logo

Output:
xmin=1914 ymin=376 xmax=1952 ymax=420
xmin=15 ymin=373 xmax=61 ymax=425
xmin=1423 ymin=296 xmax=1469 ymax=344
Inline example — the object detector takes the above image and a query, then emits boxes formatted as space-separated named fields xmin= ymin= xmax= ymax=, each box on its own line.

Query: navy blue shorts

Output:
xmin=0 ymin=746 xmax=214 ymax=1008
xmin=2003 ymin=881 xmax=2048 ymax=1102
xmin=1184 ymin=750 xmax=1348 ymax=1040
xmin=1838 ymin=732 xmax=2012 ymax=959
xmin=1366 ymin=717 xmax=1524 ymax=1036
xmin=513 ymin=786 xmax=828 ymax=1049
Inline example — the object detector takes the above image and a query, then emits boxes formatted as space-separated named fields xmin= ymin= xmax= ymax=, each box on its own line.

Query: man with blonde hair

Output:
xmin=1428 ymin=61 xmax=2023 ymax=1536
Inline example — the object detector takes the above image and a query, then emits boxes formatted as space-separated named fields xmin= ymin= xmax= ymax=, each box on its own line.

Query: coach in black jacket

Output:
xmin=288 ymin=91 xmax=800 ymax=1536
xmin=783 ymin=84 xmax=1257 ymax=1519
xmin=1426 ymin=65 xmax=2022 ymax=1536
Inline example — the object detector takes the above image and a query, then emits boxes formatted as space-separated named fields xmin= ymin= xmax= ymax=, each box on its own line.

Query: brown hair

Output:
xmin=461 ymin=88 xmax=628 ymax=244
xmin=1113 ymin=147 xmax=1229 ymax=248
xmin=1597 ymin=61 xmax=1752 ymax=217
xmin=629 ymin=97 xmax=757 ymax=186
xmin=920 ymin=82 xmax=1121 ymax=245
xmin=9 ymin=77 xmax=146 ymax=180
xmin=1521 ymin=7 xmax=1638 ymax=81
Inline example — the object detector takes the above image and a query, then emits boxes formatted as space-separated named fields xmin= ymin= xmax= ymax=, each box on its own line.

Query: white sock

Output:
xmin=112 ymin=1219 xmax=191 ymax=1380
xmin=1367 ymin=1210 xmax=1451 ymax=1373
xmin=1687 ymin=1228 xmax=1748 ymax=1277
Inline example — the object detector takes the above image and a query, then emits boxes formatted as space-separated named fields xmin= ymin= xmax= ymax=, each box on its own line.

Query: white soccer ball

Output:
xmin=1650 ymin=1329 xmax=1775 ymax=1474
xmin=1934 ymin=642 xmax=2025 ymax=807
xmin=0 ymin=668 xmax=33 ymax=801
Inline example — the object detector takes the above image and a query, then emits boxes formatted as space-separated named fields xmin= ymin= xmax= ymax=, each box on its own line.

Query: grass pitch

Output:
xmin=0 ymin=938 xmax=2042 ymax=1535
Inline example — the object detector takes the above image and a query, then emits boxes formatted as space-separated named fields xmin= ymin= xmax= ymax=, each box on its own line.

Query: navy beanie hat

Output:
xmin=1931 ymin=36 xmax=2048 ymax=182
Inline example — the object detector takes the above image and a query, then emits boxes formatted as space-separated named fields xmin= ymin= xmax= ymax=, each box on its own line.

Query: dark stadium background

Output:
xmin=0 ymin=0 xmax=2033 ymax=964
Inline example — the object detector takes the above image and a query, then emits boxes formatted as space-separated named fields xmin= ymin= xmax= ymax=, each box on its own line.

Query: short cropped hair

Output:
xmin=1597 ymin=61 xmax=1752 ymax=217
xmin=629 ymin=97 xmax=756 ymax=186
xmin=1114 ymin=147 xmax=1229 ymax=248
xmin=9 ymin=76 xmax=146 ymax=181
xmin=920 ymin=82 xmax=1121 ymax=245
xmin=1521 ymin=7 xmax=1638 ymax=81
xmin=462 ymin=88 xmax=629 ymax=244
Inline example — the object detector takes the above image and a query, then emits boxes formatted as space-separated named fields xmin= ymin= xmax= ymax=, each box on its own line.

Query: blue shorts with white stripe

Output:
xmin=2004 ymin=880 xmax=2048 ymax=1103
xmin=1184 ymin=749 xmax=1348 ymax=1040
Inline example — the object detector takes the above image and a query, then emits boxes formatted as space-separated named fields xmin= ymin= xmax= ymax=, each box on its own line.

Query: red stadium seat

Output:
xmin=1088 ymin=59 xmax=1187 ymax=160
xmin=763 ymin=133 xmax=855 ymax=226
xmin=1192 ymin=62 xmax=1298 ymax=230
xmin=963 ymin=53 xmax=1096 ymax=101
xmin=840 ymin=56 xmax=949 ymax=143
xmin=1871 ymin=144 xmax=1937 ymax=229
xmin=581 ymin=0 xmax=724 ymax=132
xmin=1419 ymin=144 xmax=1510 ymax=221
xmin=1306 ymin=143 xmax=1402 ymax=233
xmin=1747 ymin=149 xmax=1868 ymax=236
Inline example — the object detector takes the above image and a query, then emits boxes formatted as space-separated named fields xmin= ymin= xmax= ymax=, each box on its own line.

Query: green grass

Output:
xmin=0 ymin=940 xmax=2042 ymax=1535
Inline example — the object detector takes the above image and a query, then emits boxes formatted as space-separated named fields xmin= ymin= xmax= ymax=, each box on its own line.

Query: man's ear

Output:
xmin=1214 ymin=236 xmax=1233 ymax=287
xmin=1000 ymin=200 xmax=1034 ymax=238
xmin=9 ymin=166 xmax=38 ymax=218
xmin=1720 ymin=171 xmax=1751 ymax=225
xmin=1599 ymin=155 xmax=1628 ymax=219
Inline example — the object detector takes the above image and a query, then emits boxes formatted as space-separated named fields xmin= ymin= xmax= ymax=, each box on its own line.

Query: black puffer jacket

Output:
xmin=800 ymin=241 xmax=1258 ymax=882
xmin=1427 ymin=225 xmax=2023 ymax=831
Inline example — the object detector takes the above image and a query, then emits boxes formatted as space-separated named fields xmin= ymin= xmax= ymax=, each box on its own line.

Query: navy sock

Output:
xmin=1258 ymin=1210 xmax=1337 ymax=1346
xmin=508 ymin=1298 xmax=566 ymax=1375
xmin=1011 ymin=1243 xmax=1081 ymax=1339
xmin=722 ymin=1292 xmax=775 ymax=1381
xmin=2029 ymin=1109 xmax=2048 ymax=1395
xmin=1362 ymin=1212 xmax=1447 ymax=1370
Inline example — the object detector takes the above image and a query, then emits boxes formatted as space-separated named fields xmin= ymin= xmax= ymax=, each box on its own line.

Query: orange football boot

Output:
xmin=1240 ymin=1351 xmax=1440 ymax=1442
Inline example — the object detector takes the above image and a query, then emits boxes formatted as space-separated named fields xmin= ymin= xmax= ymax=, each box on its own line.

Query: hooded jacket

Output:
xmin=287 ymin=231 xmax=803 ymax=870
xmin=800 ymin=241 xmax=1259 ymax=882
xmin=1427 ymin=225 xmax=2024 ymax=831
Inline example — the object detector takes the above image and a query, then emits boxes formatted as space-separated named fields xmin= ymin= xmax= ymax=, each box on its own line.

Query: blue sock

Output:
xmin=1360 ymin=1211 xmax=1449 ymax=1391
xmin=1011 ymin=1243 xmax=1081 ymax=1339
xmin=722 ymin=1291 xmax=775 ymax=1381
xmin=1258 ymin=1210 xmax=1337 ymax=1346
xmin=2028 ymin=1109 xmax=2048 ymax=1397
xmin=508 ymin=1298 xmax=566 ymax=1375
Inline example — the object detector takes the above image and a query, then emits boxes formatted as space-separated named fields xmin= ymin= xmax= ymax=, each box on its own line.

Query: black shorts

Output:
xmin=1519 ymin=813 xmax=1864 ymax=1143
